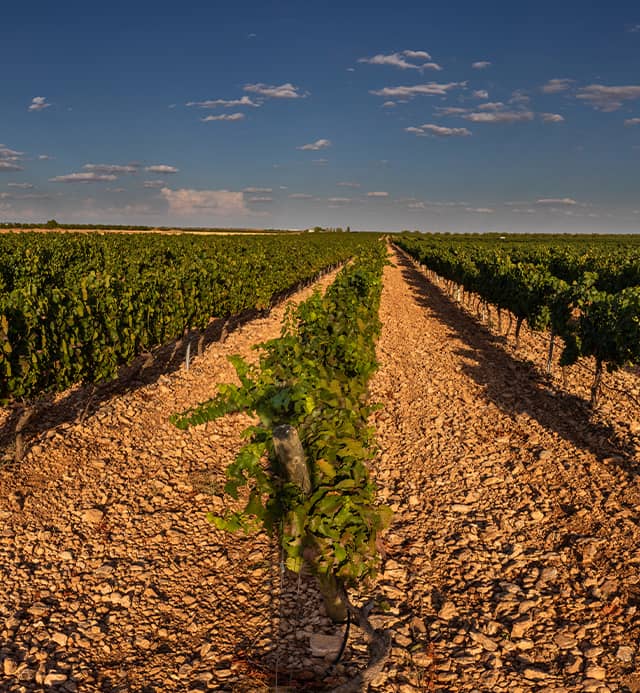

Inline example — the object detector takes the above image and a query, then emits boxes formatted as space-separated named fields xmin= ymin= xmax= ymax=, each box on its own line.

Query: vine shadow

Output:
xmin=394 ymin=250 xmax=639 ymax=479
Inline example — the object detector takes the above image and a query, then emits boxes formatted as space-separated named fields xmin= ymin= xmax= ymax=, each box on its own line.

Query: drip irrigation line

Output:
xmin=324 ymin=609 xmax=351 ymax=675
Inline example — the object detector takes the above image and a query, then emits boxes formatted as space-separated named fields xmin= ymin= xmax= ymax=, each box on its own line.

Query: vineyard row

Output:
xmin=0 ymin=232 xmax=378 ymax=404
xmin=395 ymin=235 xmax=640 ymax=406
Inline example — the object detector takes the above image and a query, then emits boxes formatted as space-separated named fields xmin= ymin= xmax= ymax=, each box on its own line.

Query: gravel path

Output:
xmin=0 ymin=269 xmax=343 ymax=693
xmin=365 ymin=249 xmax=640 ymax=692
xmin=1 ymin=248 xmax=639 ymax=692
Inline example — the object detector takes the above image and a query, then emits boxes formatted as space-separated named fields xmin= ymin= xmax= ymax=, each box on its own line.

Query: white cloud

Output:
xmin=472 ymin=90 xmax=489 ymax=99
xmin=312 ymin=158 xmax=328 ymax=165
xmin=0 ymin=145 xmax=24 ymax=172
xmin=477 ymin=102 xmax=505 ymax=111
xmin=145 ymin=164 xmax=179 ymax=174
xmin=297 ymin=138 xmax=331 ymax=151
xmin=0 ymin=146 xmax=24 ymax=161
xmin=186 ymin=96 xmax=260 ymax=108
xmin=541 ymin=78 xmax=574 ymax=94
xmin=244 ymin=82 xmax=308 ymax=99
xmin=576 ymin=84 xmax=640 ymax=111
xmin=289 ymin=193 xmax=314 ymax=199
xmin=49 ymin=172 xmax=118 ymax=183
xmin=406 ymin=123 xmax=472 ymax=137
xmin=536 ymin=198 xmax=578 ymax=205
xmin=337 ymin=181 xmax=360 ymax=188
xmin=510 ymin=90 xmax=530 ymax=104
xmin=28 ymin=96 xmax=51 ymax=111
xmin=143 ymin=179 xmax=166 ymax=188
xmin=434 ymin=106 xmax=470 ymax=116
xmin=327 ymin=197 xmax=352 ymax=203
xmin=7 ymin=182 xmax=33 ymax=189
xmin=367 ymin=191 xmax=389 ymax=197
xmin=358 ymin=50 xmax=441 ymax=71
xmin=243 ymin=187 xmax=272 ymax=193
xmin=38 ymin=154 xmax=52 ymax=160
xmin=624 ymin=117 xmax=640 ymax=126
xmin=382 ymin=101 xmax=396 ymax=107
xmin=83 ymin=163 xmax=138 ymax=174
xmin=370 ymin=82 xmax=465 ymax=99
xmin=248 ymin=196 xmax=273 ymax=202
xmin=403 ymin=50 xmax=432 ymax=59
xmin=465 ymin=207 xmax=494 ymax=213
xmin=472 ymin=61 xmax=492 ymax=69
xmin=201 ymin=112 xmax=245 ymax=121
xmin=541 ymin=112 xmax=565 ymax=123
xmin=0 ymin=162 xmax=23 ymax=171
xmin=161 ymin=187 xmax=247 ymax=215
xmin=628 ymin=24 xmax=640 ymax=32
xmin=463 ymin=110 xmax=534 ymax=123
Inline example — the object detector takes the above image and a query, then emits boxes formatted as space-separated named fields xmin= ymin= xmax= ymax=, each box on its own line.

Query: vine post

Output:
xmin=273 ymin=424 xmax=347 ymax=622
xmin=590 ymin=359 xmax=604 ymax=409
xmin=546 ymin=329 xmax=555 ymax=376
xmin=272 ymin=424 xmax=311 ymax=495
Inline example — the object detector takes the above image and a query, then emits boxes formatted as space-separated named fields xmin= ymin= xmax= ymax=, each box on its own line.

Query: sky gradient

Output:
xmin=2 ymin=0 xmax=640 ymax=232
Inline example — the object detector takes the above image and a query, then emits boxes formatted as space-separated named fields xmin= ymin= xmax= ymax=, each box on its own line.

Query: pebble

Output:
xmin=51 ymin=632 xmax=68 ymax=647
xmin=81 ymin=508 xmax=104 ymax=524
xmin=44 ymin=672 xmax=68 ymax=686
xmin=3 ymin=658 xmax=18 ymax=675
xmin=523 ymin=667 xmax=549 ymax=680
xmin=438 ymin=601 xmax=458 ymax=620
xmin=554 ymin=633 xmax=577 ymax=649
xmin=585 ymin=666 xmax=606 ymax=681
xmin=615 ymin=645 xmax=634 ymax=662
xmin=469 ymin=631 xmax=498 ymax=652
xmin=309 ymin=633 xmax=344 ymax=658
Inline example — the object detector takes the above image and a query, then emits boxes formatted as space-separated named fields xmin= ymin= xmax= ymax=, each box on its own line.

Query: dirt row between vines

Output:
xmin=365 ymin=249 xmax=640 ymax=692
xmin=0 ymin=266 xmax=354 ymax=693
xmin=1 ymin=247 xmax=640 ymax=692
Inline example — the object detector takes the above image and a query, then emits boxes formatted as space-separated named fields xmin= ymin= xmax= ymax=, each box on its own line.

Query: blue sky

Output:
xmin=2 ymin=0 xmax=640 ymax=232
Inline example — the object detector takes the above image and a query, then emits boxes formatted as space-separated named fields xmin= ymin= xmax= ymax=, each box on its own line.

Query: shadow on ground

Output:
xmin=394 ymin=249 xmax=639 ymax=479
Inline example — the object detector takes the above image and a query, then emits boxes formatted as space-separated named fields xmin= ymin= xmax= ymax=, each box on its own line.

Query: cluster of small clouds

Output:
xmin=201 ymin=113 xmax=245 ymax=122
xmin=186 ymin=95 xmax=259 ymax=109
xmin=159 ymin=185 xmax=285 ymax=215
xmin=541 ymin=78 xmax=575 ymax=94
xmin=358 ymin=49 xmax=442 ymax=71
xmin=161 ymin=188 xmax=247 ymax=215
xmin=405 ymin=124 xmax=471 ymax=137
xmin=186 ymin=82 xmax=308 ymax=123
xmin=28 ymin=96 xmax=51 ymax=112
xmin=49 ymin=163 xmax=179 ymax=184
xmin=540 ymin=78 xmax=640 ymax=113
xmin=406 ymin=99 xmax=564 ymax=134
xmin=297 ymin=139 xmax=331 ymax=151
xmin=371 ymin=81 xmax=465 ymax=100
xmin=576 ymin=84 xmax=640 ymax=111
xmin=0 ymin=145 xmax=24 ymax=172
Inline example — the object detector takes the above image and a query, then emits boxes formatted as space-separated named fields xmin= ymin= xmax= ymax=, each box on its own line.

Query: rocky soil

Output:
xmin=1 ymin=247 xmax=639 ymax=692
